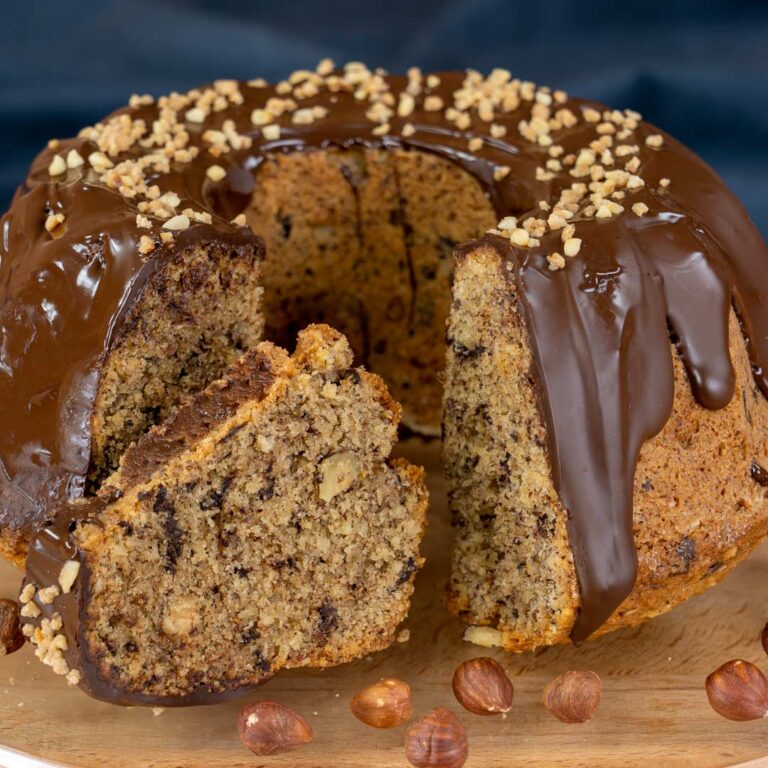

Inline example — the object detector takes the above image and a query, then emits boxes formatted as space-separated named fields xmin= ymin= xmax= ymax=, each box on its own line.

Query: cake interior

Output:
xmin=443 ymin=245 xmax=578 ymax=650
xmin=88 ymin=241 xmax=263 ymax=489
xmin=76 ymin=331 xmax=426 ymax=700
xmin=245 ymin=146 xmax=498 ymax=433
xmin=86 ymin=145 xmax=497 ymax=504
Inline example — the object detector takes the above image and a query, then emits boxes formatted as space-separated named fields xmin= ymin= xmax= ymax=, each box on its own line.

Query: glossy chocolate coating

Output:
xmin=9 ymin=67 xmax=768 ymax=701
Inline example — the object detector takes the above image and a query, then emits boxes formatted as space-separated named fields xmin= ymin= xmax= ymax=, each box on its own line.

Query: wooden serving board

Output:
xmin=1 ymin=440 xmax=768 ymax=768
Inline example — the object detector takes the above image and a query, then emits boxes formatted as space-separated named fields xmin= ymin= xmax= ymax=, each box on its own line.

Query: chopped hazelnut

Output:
xmin=185 ymin=107 xmax=207 ymax=124
xmin=206 ymin=164 xmax=227 ymax=182
xmin=58 ymin=561 xmax=80 ymax=594
xmin=48 ymin=155 xmax=67 ymax=176
xmin=262 ymin=124 xmax=281 ymax=141
xmin=563 ymin=237 xmax=582 ymax=257
xmin=139 ymin=235 xmax=156 ymax=255
xmin=547 ymin=253 xmax=566 ymax=271
xmin=163 ymin=214 xmax=191 ymax=231
xmin=44 ymin=213 xmax=66 ymax=233
xmin=66 ymin=150 xmax=85 ymax=169
xmin=509 ymin=228 xmax=530 ymax=247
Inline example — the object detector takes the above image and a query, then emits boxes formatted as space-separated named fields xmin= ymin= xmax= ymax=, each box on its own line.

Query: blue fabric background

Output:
xmin=1 ymin=0 xmax=767 ymax=233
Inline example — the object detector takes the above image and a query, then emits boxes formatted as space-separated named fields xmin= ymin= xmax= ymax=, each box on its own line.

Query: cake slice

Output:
xmin=21 ymin=325 xmax=428 ymax=705
xmin=444 ymin=238 xmax=768 ymax=652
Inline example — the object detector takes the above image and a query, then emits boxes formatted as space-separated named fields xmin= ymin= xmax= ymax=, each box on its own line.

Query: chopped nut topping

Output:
xmin=48 ymin=155 xmax=67 ymax=176
xmin=66 ymin=670 xmax=82 ymax=686
xmin=398 ymin=93 xmax=415 ymax=118
xmin=563 ymin=237 xmax=582 ymax=257
xmin=401 ymin=123 xmax=416 ymax=138
xmin=490 ymin=123 xmax=507 ymax=138
xmin=206 ymin=164 xmax=227 ymax=182
xmin=547 ymin=252 xmax=566 ymax=271
xmin=632 ymin=202 xmax=649 ymax=217
xmin=185 ymin=107 xmax=207 ymax=124
xmin=231 ymin=213 xmax=247 ymax=226
xmin=139 ymin=235 xmax=155 ymax=255
xmin=316 ymin=58 xmax=335 ymax=76
xmin=88 ymin=152 xmax=113 ymax=172
xmin=659 ymin=177 xmax=671 ymax=188
xmin=250 ymin=108 xmax=272 ymax=126
xmin=163 ymin=214 xmax=191 ymax=231
xmin=37 ymin=586 xmax=60 ymax=605
xmin=645 ymin=133 xmax=664 ymax=148
xmin=66 ymin=150 xmax=85 ymax=169
xmin=292 ymin=107 xmax=317 ymax=125
xmin=261 ymin=124 xmax=281 ymax=141
xmin=424 ymin=95 xmax=444 ymax=112
xmin=510 ymin=228 xmax=530 ymax=247
xmin=494 ymin=166 xmax=511 ymax=181
xmin=44 ymin=213 xmax=65 ymax=233
xmin=58 ymin=561 xmax=80 ymax=594
xmin=468 ymin=137 xmax=484 ymax=152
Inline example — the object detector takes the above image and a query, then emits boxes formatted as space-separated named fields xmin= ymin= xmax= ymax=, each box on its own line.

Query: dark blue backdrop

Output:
xmin=2 ymin=0 xmax=767 ymax=234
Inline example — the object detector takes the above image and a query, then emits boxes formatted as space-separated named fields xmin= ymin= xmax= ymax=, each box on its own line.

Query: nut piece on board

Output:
xmin=705 ymin=660 xmax=768 ymax=721
xmin=351 ymin=678 xmax=412 ymax=728
xmin=404 ymin=707 xmax=468 ymax=768
xmin=452 ymin=657 xmax=513 ymax=715
xmin=237 ymin=701 xmax=313 ymax=755
xmin=542 ymin=670 xmax=602 ymax=723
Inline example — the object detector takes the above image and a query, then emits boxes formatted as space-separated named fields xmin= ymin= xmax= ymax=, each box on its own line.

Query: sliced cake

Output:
xmin=21 ymin=325 xmax=427 ymax=704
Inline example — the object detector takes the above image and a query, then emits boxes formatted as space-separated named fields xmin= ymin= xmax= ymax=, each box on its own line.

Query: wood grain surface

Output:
xmin=0 ymin=440 xmax=767 ymax=767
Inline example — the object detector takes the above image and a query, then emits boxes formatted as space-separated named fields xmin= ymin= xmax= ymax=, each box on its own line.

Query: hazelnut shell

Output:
xmin=452 ymin=657 xmax=513 ymax=715
xmin=404 ymin=707 xmax=468 ymax=768
xmin=351 ymin=677 xmax=412 ymax=728
xmin=542 ymin=670 xmax=602 ymax=724
xmin=237 ymin=701 xmax=313 ymax=755
xmin=705 ymin=659 xmax=768 ymax=721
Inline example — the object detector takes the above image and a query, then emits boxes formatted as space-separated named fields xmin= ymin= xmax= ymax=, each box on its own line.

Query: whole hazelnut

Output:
xmin=404 ymin=707 xmax=468 ymax=768
xmin=761 ymin=622 xmax=768 ymax=656
xmin=705 ymin=659 xmax=768 ymax=721
xmin=0 ymin=599 xmax=24 ymax=655
xmin=351 ymin=677 xmax=412 ymax=728
xmin=543 ymin=670 xmax=602 ymax=723
xmin=237 ymin=701 xmax=313 ymax=755
xmin=452 ymin=657 xmax=513 ymax=715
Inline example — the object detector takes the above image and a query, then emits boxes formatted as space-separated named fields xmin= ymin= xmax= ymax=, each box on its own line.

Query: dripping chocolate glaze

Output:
xmin=5 ymin=68 xmax=768 ymax=702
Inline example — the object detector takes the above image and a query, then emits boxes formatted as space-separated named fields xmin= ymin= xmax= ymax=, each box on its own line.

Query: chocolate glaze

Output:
xmin=7 ymin=67 xmax=768 ymax=701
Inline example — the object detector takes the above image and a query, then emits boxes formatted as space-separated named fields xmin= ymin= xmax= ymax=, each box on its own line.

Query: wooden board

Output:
xmin=1 ymin=440 xmax=768 ymax=767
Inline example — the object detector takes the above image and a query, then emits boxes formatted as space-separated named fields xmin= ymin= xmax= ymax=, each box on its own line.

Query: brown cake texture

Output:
xmin=3 ymin=60 xmax=768 ymax=678
xmin=21 ymin=325 xmax=427 ymax=704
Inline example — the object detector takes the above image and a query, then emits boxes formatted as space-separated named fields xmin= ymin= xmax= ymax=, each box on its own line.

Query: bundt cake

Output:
xmin=20 ymin=325 xmax=427 ymax=704
xmin=2 ymin=60 xmax=768 ymax=672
